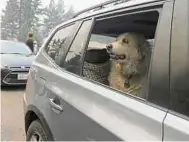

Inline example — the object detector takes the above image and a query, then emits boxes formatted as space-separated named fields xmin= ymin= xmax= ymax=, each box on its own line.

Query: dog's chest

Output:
xmin=109 ymin=62 xmax=142 ymax=96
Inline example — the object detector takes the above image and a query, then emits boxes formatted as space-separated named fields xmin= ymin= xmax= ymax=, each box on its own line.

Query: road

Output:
xmin=1 ymin=86 xmax=26 ymax=141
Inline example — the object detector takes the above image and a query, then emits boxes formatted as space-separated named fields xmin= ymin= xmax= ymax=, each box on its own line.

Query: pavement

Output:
xmin=1 ymin=86 xmax=26 ymax=141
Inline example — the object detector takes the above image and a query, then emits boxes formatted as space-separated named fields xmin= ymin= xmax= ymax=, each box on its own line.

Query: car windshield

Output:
xmin=0 ymin=40 xmax=32 ymax=55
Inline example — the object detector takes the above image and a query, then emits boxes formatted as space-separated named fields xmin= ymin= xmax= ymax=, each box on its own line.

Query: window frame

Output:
xmin=42 ymin=22 xmax=82 ymax=65
xmin=41 ymin=1 xmax=173 ymax=111
xmin=79 ymin=3 xmax=171 ymax=110
xmin=169 ymin=0 xmax=189 ymax=120
xmin=62 ymin=18 xmax=95 ymax=75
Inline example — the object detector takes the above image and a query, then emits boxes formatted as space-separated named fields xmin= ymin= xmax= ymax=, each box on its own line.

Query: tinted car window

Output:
xmin=46 ymin=24 xmax=76 ymax=61
xmin=63 ymin=20 xmax=92 ymax=75
xmin=0 ymin=40 xmax=32 ymax=55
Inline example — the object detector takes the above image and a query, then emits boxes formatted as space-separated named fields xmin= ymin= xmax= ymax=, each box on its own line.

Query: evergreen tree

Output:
xmin=19 ymin=0 xmax=43 ymax=41
xmin=57 ymin=0 xmax=65 ymax=17
xmin=1 ymin=0 xmax=20 ymax=40
xmin=43 ymin=0 xmax=75 ymax=36
xmin=43 ymin=0 xmax=63 ymax=36
xmin=62 ymin=5 xmax=75 ymax=21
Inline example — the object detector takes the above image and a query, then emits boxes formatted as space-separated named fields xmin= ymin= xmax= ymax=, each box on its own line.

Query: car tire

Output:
xmin=26 ymin=120 xmax=50 ymax=141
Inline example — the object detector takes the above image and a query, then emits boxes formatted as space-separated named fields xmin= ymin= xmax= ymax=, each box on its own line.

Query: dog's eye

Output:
xmin=123 ymin=38 xmax=129 ymax=44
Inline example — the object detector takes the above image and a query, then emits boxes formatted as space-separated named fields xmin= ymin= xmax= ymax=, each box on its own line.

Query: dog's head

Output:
xmin=107 ymin=33 xmax=148 ymax=75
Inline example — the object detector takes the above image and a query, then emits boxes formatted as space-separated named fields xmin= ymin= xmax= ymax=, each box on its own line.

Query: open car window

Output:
xmin=82 ymin=10 xmax=159 ymax=99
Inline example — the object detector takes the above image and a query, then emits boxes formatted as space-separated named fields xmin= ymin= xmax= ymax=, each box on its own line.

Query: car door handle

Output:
xmin=49 ymin=98 xmax=63 ymax=113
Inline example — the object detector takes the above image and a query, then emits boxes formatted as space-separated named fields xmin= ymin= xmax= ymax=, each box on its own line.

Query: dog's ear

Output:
xmin=122 ymin=38 xmax=129 ymax=44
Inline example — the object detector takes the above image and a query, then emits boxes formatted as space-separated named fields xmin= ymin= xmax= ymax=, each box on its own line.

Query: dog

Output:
xmin=107 ymin=32 xmax=152 ymax=96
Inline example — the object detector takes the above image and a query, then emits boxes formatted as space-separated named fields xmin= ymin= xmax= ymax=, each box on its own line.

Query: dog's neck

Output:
xmin=112 ymin=61 xmax=125 ymax=75
xmin=117 ymin=61 xmax=142 ymax=88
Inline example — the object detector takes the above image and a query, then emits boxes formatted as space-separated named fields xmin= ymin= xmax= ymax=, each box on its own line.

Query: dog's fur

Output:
xmin=107 ymin=32 xmax=152 ymax=96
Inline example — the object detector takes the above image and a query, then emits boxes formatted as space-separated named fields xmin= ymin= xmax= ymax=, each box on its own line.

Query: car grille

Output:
xmin=9 ymin=67 xmax=30 ymax=71
xmin=2 ymin=67 xmax=30 ymax=84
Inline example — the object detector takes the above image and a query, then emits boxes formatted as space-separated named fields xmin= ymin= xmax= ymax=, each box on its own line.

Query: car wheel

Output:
xmin=26 ymin=120 xmax=49 ymax=141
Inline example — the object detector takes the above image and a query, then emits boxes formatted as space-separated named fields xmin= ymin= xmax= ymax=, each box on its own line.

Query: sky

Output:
xmin=0 ymin=0 xmax=108 ymax=14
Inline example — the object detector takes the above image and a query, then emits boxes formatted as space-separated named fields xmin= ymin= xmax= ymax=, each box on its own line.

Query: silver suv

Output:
xmin=23 ymin=0 xmax=189 ymax=141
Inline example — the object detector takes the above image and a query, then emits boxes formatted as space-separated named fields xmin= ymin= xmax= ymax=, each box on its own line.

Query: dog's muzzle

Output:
xmin=115 ymin=54 xmax=126 ymax=60
xmin=109 ymin=53 xmax=126 ymax=60
xmin=106 ymin=44 xmax=126 ymax=60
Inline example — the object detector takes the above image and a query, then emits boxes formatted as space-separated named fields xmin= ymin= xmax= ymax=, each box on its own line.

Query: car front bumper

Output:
xmin=1 ymin=67 xmax=30 ymax=85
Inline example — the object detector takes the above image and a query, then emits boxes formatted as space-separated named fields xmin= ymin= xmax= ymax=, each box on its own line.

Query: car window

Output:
xmin=82 ymin=11 xmax=159 ymax=99
xmin=63 ymin=20 xmax=92 ymax=75
xmin=0 ymin=41 xmax=32 ymax=55
xmin=46 ymin=24 xmax=76 ymax=61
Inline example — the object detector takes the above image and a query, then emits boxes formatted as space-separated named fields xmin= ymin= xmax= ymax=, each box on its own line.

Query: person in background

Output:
xmin=33 ymin=40 xmax=37 ymax=54
xmin=26 ymin=33 xmax=34 ymax=52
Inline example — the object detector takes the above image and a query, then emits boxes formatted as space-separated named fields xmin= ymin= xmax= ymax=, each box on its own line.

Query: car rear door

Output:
xmin=163 ymin=0 xmax=189 ymax=140
xmin=29 ymin=22 xmax=85 ymax=140
xmin=36 ymin=19 xmax=121 ymax=141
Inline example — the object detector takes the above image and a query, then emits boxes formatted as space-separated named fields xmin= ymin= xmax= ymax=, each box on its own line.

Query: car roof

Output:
xmin=56 ymin=0 xmax=165 ymax=29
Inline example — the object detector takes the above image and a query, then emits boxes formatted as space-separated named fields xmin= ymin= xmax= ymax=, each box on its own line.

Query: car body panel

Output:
xmin=147 ymin=0 xmax=173 ymax=108
xmin=34 ymin=61 xmax=166 ymax=140
xmin=164 ymin=113 xmax=189 ymax=141
xmin=164 ymin=0 xmax=189 ymax=140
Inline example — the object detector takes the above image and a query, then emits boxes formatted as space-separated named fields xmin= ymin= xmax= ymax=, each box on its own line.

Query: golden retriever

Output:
xmin=107 ymin=32 xmax=151 ymax=96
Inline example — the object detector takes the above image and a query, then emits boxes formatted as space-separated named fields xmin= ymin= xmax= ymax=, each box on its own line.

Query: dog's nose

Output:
xmin=106 ymin=44 xmax=113 ymax=50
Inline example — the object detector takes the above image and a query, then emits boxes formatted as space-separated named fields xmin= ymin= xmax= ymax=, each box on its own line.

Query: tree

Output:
xmin=1 ymin=0 xmax=20 ymax=40
xmin=43 ymin=0 xmax=63 ymax=36
xmin=57 ymin=0 xmax=65 ymax=17
xmin=19 ymin=0 xmax=43 ymax=41
xmin=43 ymin=0 xmax=75 ymax=37
xmin=62 ymin=5 xmax=75 ymax=21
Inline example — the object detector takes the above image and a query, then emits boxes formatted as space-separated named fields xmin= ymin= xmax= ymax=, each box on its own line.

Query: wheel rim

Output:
xmin=30 ymin=131 xmax=43 ymax=141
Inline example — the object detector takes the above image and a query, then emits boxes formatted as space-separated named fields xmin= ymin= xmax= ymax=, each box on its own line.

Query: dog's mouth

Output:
xmin=109 ymin=53 xmax=126 ymax=60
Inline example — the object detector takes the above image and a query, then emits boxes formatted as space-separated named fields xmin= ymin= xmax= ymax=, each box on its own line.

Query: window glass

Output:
xmin=82 ymin=11 xmax=159 ymax=99
xmin=63 ymin=20 xmax=92 ymax=75
xmin=46 ymin=24 xmax=75 ymax=61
